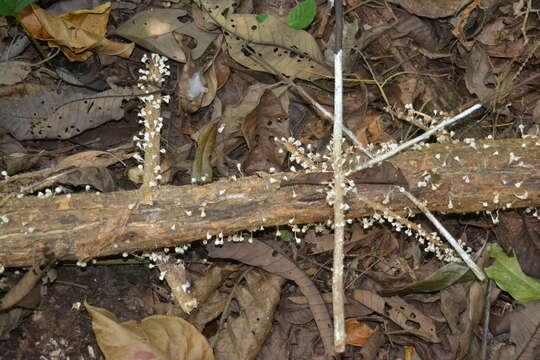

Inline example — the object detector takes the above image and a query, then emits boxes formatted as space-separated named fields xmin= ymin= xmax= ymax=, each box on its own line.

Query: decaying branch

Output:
xmin=0 ymin=138 xmax=539 ymax=268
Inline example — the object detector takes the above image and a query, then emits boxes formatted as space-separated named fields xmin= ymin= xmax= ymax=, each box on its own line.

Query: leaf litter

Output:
xmin=0 ymin=0 xmax=540 ymax=359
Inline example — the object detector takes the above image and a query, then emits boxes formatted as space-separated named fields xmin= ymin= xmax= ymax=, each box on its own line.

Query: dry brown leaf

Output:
xmin=508 ymin=301 xmax=540 ymax=359
xmin=353 ymin=290 xmax=440 ymax=343
xmin=57 ymin=150 xmax=134 ymax=169
xmin=207 ymin=239 xmax=334 ymax=356
xmin=195 ymin=0 xmax=331 ymax=82
xmin=387 ymin=0 xmax=472 ymax=19
xmin=0 ymin=61 xmax=32 ymax=86
xmin=212 ymin=83 xmax=268 ymax=175
xmin=385 ymin=296 xmax=440 ymax=343
xmin=178 ymin=56 xmax=219 ymax=113
xmin=241 ymin=89 xmax=290 ymax=174
xmin=19 ymin=2 xmax=133 ymax=62
xmin=464 ymin=44 xmax=494 ymax=101
xmin=212 ymin=270 xmax=285 ymax=360
xmin=114 ymin=8 xmax=217 ymax=62
xmin=86 ymin=303 xmax=214 ymax=360
xmin=0 ymin=86 xmax=137 ymax=140
xmin=345 ymin=319 xmax=377 ymax=347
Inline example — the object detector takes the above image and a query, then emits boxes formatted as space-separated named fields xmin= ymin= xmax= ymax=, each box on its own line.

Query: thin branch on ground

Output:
xmin=399 ymin=188 xmax=486 ymax=280
xmin=332 ymin=0 xmax=346 ymax=353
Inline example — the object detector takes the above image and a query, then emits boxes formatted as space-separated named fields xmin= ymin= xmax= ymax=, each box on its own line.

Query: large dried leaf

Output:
xmin=241 ymin=88 xmax=290 ymax=174
xmin=178 ymin=56 xmax=217 ymax=113
xmin=19 ymin=2 xmax=133 ymax=61
xmin=195 ymin=0 xmax=331 ymax=81
xmin=212 ymin=83 xmax=268 ymax=175
xmin=207 ymin=239 xmax=334 ymax=356
xmin=0 ymin=86 xmax=136 ymax=140
xmin=386 ymin=0 xmax=471 ymax=19
xmin=508 ymin=302 xmax=540 ymax=359
xmin=353 ymin=290 xmax=440 ymax=343
xmin=115 ymin=8 xmax=217 ymax=62
xmin=213 ymin=270 xmax=285 ymax=360
xmin=0 ymin=61 xmax=32 ymax=86
xmin=86 ymin=303 xmax=214 ymax=360
xmin=511 ymin=213 xmax=540 ymax=280
xmin=485 ymin=244 xmax=540 ymax=303
xmin=464 ymin=44 xmax=494 ymax=101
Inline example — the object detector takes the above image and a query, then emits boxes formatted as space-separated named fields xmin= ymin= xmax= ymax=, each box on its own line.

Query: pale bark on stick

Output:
xmin=0 ymin=138 xmax=538 ymax=268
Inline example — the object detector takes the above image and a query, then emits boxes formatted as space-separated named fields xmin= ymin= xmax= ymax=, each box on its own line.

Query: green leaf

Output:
xmin=0 ymin=0 xmax=35 ymax=17
xmin=380 ymin=262 xmax=475 ymax=296
xmin=192 ymin=123 xmax=217 ymax=185
xmin=286 ymin=0 xmax=316 ymax=30
xmin=485 ymin=244 xmax=540 ymax=303
xmin=14 ymin=0 xmax=35 ymax=14
xmin=256 ymin=13 xmax=268 ymax=23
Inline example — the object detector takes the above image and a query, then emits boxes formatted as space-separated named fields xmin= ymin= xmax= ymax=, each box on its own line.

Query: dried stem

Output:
xmin=349 ymin=104 xmax=484 ymax=174
xmin=332 ymin=0 xmax=346 ymax=351
xmin=399 ymin=188 xmax=485 ymax=280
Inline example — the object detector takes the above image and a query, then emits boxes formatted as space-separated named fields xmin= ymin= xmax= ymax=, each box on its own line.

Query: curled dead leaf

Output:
xmin=19 ymin=2 xmax=134 ymax=62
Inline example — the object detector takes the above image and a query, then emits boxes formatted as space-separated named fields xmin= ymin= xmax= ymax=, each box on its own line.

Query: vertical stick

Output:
xmin=332 ymin=0 xmax=346 ymax=353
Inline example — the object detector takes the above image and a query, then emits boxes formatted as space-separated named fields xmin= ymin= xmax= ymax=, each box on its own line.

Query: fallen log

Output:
xmin=0 ymin=138 xmax=539 ymax=268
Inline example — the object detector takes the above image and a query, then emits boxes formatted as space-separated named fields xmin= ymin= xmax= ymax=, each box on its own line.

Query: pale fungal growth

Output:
xmin=515 ymin=191 xmax=529 ymax=200
xmin=488 ymin=210 xmax=500 ymax=224
xmin=135 ymin=53 xmax=170 ymax=205
xmin=508 ymin=152 xmax=520 ymax=164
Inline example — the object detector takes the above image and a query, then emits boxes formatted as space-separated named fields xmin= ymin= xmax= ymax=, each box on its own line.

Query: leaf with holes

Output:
xmin=286 ymin=0 xmax=316 ymax=30
xmin=195 ymin=0 xmax=331 ymax=82
xmin=0 ymin=86 xmax=137 ymax=140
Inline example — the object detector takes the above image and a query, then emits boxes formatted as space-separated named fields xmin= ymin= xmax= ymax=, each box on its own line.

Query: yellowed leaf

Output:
xmin=19 ymin=2 xmax=134 ymax=62
xmin=86 ymin=303 xmax=214 ymax=360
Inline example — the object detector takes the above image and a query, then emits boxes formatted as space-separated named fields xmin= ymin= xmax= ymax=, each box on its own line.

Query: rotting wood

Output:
xmin=0 ymin=138 xmax=539 ymax=268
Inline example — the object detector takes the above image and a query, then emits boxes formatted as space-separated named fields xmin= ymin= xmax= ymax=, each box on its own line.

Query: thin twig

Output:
xmin=399 ymin=188 xmax=486 ymax=280
xmin=350 ymin=72 xmax=540 ymax=174
xmin=332 ymin=0 xmax=346 ymax=353
xmin=349 ymin=103 xmax=484 ymax=174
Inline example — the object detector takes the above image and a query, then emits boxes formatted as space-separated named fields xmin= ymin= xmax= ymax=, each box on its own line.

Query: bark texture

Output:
xmin=0 ymin=138 xmax=539 ymax=267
